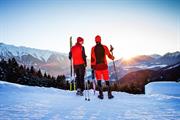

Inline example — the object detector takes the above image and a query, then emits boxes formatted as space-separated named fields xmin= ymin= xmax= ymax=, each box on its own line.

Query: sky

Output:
xmin=0 ymin=0 xmax=180 ymax=59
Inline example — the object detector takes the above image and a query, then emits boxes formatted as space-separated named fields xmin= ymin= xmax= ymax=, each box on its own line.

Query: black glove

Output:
xmin=69 ymin=52 xmax=72 ymax=60
xmin=91 ymin=65 xmax=95 ymax=69
xmin=84 ymin=63 xmax=87 ymax=67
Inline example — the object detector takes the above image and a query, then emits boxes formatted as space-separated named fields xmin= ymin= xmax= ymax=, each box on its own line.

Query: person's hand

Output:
xmin=84 ymin=63 xmax=87 ymax=67
xmin=111 ymin=56 xmax=115 ymax=60
xmin=91 ymin=65 xmax=95 ymax=69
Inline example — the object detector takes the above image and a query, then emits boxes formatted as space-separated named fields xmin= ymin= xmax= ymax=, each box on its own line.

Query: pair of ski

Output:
xmin=69 ymin=36 xmax=75 ymax=91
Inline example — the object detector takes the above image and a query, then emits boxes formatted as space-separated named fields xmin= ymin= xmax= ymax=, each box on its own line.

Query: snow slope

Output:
xmin=146 ymin=82 xmax=180 ymax=97
xmin=0 ymin=81 xmax=180 ymax=120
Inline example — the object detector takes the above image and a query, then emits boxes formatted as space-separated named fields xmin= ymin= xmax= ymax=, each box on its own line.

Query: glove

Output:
xmin=84 ymin=63 xmax=87 ymax=67
xmin=111 ymin=56 xmax=115 ymax=60
xmin=91 ymin=65 xmax=95 ymax=69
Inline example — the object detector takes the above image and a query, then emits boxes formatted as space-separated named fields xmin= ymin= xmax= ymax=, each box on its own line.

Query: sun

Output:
xmin=122 ymin=55 xmax=132 ymax=60
xmin=121 ymin=53 xmax=134 ymax=60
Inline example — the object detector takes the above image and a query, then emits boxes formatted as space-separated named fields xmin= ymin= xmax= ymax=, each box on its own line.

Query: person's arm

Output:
xmin=82 ymin=46 xmax=87 ymax=66
xmin=104 ymin=45 xmax=115 ymax=60
xmin=69 ymin=50 xmax=72 ymax=60
xmin=91 ymin=47 xmax=95 ymax=69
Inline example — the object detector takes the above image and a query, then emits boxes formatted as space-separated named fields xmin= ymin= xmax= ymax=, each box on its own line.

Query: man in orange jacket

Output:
xmin=91 ymin=35 xmax=114 ymax=99
xmin=69 ymin=37 xmax=87 ymax=96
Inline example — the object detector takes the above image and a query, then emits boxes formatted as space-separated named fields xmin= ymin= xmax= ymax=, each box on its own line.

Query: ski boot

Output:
xmin=76 ymin=89 xmax=82 ymax=96
xmin=98 ymin=90 xmax=104 ymax=99
xmin=79 ymin=90 xmax=83 ymax=96
xmin=98 ymin=86 xmax=103 ymax=99
xmin=108 ymin=87 xmax=114 ymax=99
xmin=97 ymin=80 xmax=104 ymax=99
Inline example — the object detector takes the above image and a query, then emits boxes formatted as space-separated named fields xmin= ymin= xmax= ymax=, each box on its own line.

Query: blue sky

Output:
xmin=0 ymin=0 xmax=180 ymax=59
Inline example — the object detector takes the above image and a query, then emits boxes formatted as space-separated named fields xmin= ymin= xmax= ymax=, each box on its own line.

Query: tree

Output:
xmin=44 ymin=72 xmax=47 ymax=78
xmin=30 ymin=66 xmax=35 ymax=75
xmin=11 ymin=58 xmax=18 ymax=67
xmin=37 ymin=69 xmax=42 ymax=78
xmin=47 ymin=74 xmax=51 ymax=79
xmin=6 ymin=58 xmax=20 ymax=83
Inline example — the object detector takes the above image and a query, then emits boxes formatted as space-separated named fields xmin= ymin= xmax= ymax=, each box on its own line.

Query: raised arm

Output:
xmin=104 ymin=45 xmax=115 ymax=60
xmin=82 ymin=46 xmax=87 ymax=66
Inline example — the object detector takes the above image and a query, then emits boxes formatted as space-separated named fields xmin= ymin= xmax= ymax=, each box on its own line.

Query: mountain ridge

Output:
xmin=0 ymin=42 xmax=70 ymax=76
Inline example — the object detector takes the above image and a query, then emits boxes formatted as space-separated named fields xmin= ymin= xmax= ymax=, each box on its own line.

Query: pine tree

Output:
xmin=47 ymin=74 xmax=51 ymax=79
xmin=44 ymin=72 xmax=47 ymax=78
xmin=37 ymin=69 xmax=42 ymax=78
xmin=30 ymin=66 xmax=35 ymax=75
xmin=56 ymin=75 xmax=66 ymax=89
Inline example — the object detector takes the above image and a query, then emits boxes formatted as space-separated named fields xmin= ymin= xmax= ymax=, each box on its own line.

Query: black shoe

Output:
xmin=107 ymin=86 xmax=114 ymax=99
xmin=108 ymin=94 xmax=114 ymax=99
xmin=98 ymin=95 xmax=104 ymax=99
xmin=79 ymin=91 xmax=83 ymax=96
xmin=76 ymin=92 xmax=83 ymax=96
xmin=76 ymin=89 xmax=81 ymax=96
xmin=76 ymin=91 xmax=80 ymax=95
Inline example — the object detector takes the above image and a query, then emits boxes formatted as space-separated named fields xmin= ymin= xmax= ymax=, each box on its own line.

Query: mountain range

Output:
xmin=114 ymin=61 xmax=180 ymax=94
xmin=0 ymin=43 xmax=70 ymax=76
xmin=109 ymin=51 xmax=180 ymax=80
xmin=0 ymin=42 xmax=180 ymax=78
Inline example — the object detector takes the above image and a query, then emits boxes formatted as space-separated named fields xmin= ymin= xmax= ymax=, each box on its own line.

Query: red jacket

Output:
xmin=69 ymin=43 xmax=86 ymax=66
xmin=91 ymin=43 xmax=114 ymax=70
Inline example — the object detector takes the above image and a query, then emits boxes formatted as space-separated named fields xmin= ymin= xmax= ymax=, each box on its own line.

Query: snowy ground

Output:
xmin=0 ymin=81 xmax=180 ymax=120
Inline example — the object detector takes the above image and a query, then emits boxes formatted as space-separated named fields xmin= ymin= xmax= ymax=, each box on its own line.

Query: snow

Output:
xmin=165 ymin=64 xmax=180 ymax=70
xmin=0 ymin=81 xmax=180 ymax=120
xmin=124 ymin=64 xmax=167 ymax=70
xmin=145 ymin=82 xmax=180 ymax=97
xmin=147 ymin=64 xmax=167 ymax=69
xmin=164 ymin=51 xmax=180 ymax=58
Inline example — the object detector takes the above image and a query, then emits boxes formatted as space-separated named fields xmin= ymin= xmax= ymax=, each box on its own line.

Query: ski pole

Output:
xmin=92 ymin=69 xmax=96 ymax=95
xmin=84 ymin=70 xmax=88 ymax=100
xmin=69 ymin=36 xmax=73 ymax=91
xmin=73 ymin=72 xmax=76 ymax=91
xmin=110 ymin=45 xmax=118 ymax=81
xmin=84 ymin=79 xmax=87 ymax=100
xmin=84 ymin=70 xmax=90 ymax=101
xmin=87 ymin=80 xmax=90 ymax=101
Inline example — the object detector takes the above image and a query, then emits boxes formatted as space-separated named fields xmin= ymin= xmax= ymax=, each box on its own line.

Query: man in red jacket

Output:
xmin=69 ymin=37 xmax=87 ymax=96
xmin=91 ymin=35 xmax=114 ymax=99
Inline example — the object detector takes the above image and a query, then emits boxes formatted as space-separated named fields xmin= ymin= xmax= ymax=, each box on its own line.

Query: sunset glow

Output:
xmin=0 ymin=0 xmax=179 ymax=59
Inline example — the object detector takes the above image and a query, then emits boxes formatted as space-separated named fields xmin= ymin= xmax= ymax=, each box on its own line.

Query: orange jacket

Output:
xmin=69 ymin=43 xmax=86 ymax=66
xmin=91 ymin=43 xmax=114 ymax=70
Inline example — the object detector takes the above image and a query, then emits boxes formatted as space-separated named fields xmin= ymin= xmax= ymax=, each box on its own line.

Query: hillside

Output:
xmin=0 ymin=81 xmax=180 ymax=120
xmin=0 ymin=43 xmax=69 ymax=76
xmin=114 ymin=62 xmax=180 ymax=94
xmin=109 ymin=51 xmax=180 ymax=79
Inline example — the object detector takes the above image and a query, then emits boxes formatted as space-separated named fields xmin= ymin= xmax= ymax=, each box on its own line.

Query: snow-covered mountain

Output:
xmin=0 ymin=81 xmax=180 ymax=119
xmin=150 ymin=54 xmax=162 ymax=59
xmin=0 ymin=43 xmax=69 ymax=76
xmin=120 ymin=52 xmax=180 ymax=67
xmin=155 ymin=51 xmax=180 ymax=65
xmin=1 ymin=42 xmax=180 ymax=78
xmin=113 ymin=62 xmax=180 ymax=94
xmin=0 ymin=43 xmax=58 ymax=61
xmin=109 ymin=51 xmax=180 ymax=80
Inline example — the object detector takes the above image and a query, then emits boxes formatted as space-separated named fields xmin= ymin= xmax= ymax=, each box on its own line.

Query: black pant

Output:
xmin=74 ymin=64 xmax=85 ymax=92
